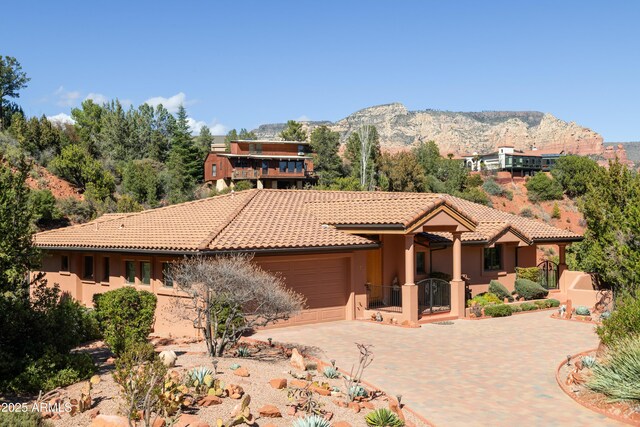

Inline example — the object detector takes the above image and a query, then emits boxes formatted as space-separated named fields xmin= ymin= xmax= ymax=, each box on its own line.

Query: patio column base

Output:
xmin=450 ymin=279 xmax=466 ymax=318
xmin=402 ymin=284 xmax=419 ymax=323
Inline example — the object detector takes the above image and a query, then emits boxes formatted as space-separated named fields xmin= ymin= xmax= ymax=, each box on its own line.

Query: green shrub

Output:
xmin=519 ymin=302 xmax=538 ymax=311
xmin=7 ymin=351 xmax=95 ymax=393
xmin=514 ymin=279 xmax=549 ymax=300
xmin=93 ymin=287 xmax=157 ymax=356
xmin=484 ymin=304 xmax=513 ymax=317
xmin=365 ymin=408 xmax=405 ymax=427
xmin=488 ymin=280 xmax=511 ymax=301
xmin=482 ymin=177 xmax=507 ymax=197
xmin=233 ymin=180 xmax=254 ymax=191
xmin=597 ymin=294 xmax=640 ymax=347
xmin=551 ymin=202 xmax=561 ymax=219
xmin=519 ymin=207 xmax=534 ymax=218
xmin=467 ymin=292 xmax=503 ymax=307
xmin=0 ymin=411 xmax=53 ymax=427
xmin=466 ymin=174 xmax=483 ymax=188
xmin=587 ymin=337 xmax=640 ymax=402
xmin=525 ymin=172 xmax=563 ymax=202
xmin=515 ymin=267 xmax=540 ymax=283
xmin=548 ymin=299 xmax=561 ymax=307
xmin=511 ymin=304 xmax=523 ymax=313
xmin=459 ymin=187 xmax=490 ymax=206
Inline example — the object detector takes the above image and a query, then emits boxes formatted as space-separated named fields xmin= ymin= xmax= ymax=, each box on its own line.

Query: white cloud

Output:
xmin=47 ymin=113 xmax=75 ymax=125
xmin=54 ymin=86 xmax=81 ymax=107
xmin=296 ymin=115 xmax=311 ymax=122
xmin=85 ymin=93 xmax=108 ymax=104
xmin=187 ymin=117 xmax=227 ymax=135
xmin=143 ymin=92 xmax=194 ymax=114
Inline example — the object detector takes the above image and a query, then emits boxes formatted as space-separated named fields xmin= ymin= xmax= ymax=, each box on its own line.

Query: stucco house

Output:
xmin=33 ymin=189 xmax=583 ymax=335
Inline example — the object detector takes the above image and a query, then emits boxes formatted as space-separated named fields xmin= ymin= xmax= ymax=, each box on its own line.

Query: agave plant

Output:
xmin=292 ymin=415 xmax=332 ymax=427
xmin=323 ymin=366 xmax=340 ymax=379
xmin=575 ymin=305 xmax=591 ymax=316
xmin=581 ymin=355 xmax=597 ymax=369
xmin=365 ymin=408 xmax=405 ymax=427
xmin=187 ymin=366 xmax=214 ymax=388
xmin=348 ymin=385 xmax=368 ymax=399
xmin=236 ymin=346 xmax=251 ymax=358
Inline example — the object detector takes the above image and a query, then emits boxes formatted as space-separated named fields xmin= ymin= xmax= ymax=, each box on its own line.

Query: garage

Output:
xmin=257 ymin=254 xmax=350 ymax=326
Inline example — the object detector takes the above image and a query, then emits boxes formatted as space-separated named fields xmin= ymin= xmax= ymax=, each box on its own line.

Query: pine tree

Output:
xmin=310 ymin=125 xmax=343 ymax=186
xmin=279 ymin=120 xmax=307 ymax=142
xmin=167 ymin=105 xmax=201 ymax=202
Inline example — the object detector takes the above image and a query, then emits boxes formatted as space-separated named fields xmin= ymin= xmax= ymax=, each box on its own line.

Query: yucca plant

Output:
xmin=365 ymin=408 xmax=405 ymax=427
xmin=587 ymin=337 xmax=640 ymax=401
xmin=292 ymin=414 xmax=332 ymax=427
xmin=323 ymin=366 xmax=340 ymax=379
xmin=236 ymin=346 xmax=251 ymax=358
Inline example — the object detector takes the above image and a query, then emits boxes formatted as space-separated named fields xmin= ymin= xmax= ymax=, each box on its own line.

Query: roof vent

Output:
xmin=119 ymin=224 xmax=125 ymax=229
xmin=321 ymin=224 xmax=330 ymax=229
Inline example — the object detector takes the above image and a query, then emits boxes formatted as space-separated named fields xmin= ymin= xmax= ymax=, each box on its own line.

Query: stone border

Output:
xmin=555 ymin=348 xmax=639 ymax=426
xmin=243 ymin=337 xmax=437 ymax=427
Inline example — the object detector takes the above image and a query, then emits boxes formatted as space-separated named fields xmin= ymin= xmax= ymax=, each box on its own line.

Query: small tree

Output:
xmin=525 ymin=172 xmax=563 ymax=202
xmin=171 ymin=255 xmax=305 ymax=357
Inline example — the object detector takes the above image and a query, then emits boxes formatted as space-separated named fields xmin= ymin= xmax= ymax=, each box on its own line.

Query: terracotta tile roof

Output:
xmin=34 ymin=189 xmax=581 ymax=253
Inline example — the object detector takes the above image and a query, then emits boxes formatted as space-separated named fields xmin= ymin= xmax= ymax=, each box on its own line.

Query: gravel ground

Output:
xmin=38 ymin=339 xmax=427 ymax=427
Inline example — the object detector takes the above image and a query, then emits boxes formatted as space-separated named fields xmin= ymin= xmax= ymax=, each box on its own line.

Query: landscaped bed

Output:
xmin=26 ymin=339 xmax=428 ymax=427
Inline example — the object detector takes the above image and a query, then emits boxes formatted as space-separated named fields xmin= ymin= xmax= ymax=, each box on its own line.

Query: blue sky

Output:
xmin=3 ymin=0 xmax=640 ymax=140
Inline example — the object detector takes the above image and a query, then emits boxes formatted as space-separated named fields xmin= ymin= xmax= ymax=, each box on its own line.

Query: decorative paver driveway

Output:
xmin=254 ymin=311 xmax=622 ymax=426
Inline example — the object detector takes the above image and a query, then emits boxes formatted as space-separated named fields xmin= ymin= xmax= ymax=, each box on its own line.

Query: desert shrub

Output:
xmin=365 ymin=408 xmax=405 ymax=427
xmin=587 ymin=337 xmax=640 ymax=401
xmin=482 ymin=177 xmax=506 ymax=197
xmin=515 ymin=267 xmax=540 ymax=283
xmin=519 ymin=302 xmax=538 ymax=311
xmin=504 ymin=190 xmax=513 ymax=200
xmin=525 ymin=172 xmax=563 ymax=202
xmin=7 ymin=351 xmax=95 ymax=393
xmin=488 ymin=280 xmax=511 ymax=301
xmin=93 ymin=287 xmax=157 ymax=356
xmin=551 ymin=155 xmax=599 ymax=198
xmin=467 ymin=292 xmax=503 ymax=307
xmin=484 ymin=304 xmax=513 ymax=317
xmin=519 ymin=207 xmax=534 ymax=218
xmin=511 ymin=304 xmax=523 ymax=313
xmin=552 ymin=202 xmax=561 ymax=219
xmin=548 ymin=299 xmax=561 ymax=307
xmin=597 ymin=293 xmax=640 ymax=347
xmin=233 ymin=180 xmax=254 ymax=191
xmin=459 ymin=187 xmax=490 ymax=206
xmin=57 ymin=197 xmax=96 ymax=223
xmin=28 ymin=189 xmax=61 ymax=226
xmin=0 ymin=411 xmax=53 ymax=427
xmin=514 ymin=279 xmax=549 ymax=300
xmin=466 ymin=174 xmax=483 ymax=188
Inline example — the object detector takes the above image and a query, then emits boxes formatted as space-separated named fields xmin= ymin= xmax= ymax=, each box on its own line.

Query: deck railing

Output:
xmin=365 ymin=284 xmax=402 ymax=313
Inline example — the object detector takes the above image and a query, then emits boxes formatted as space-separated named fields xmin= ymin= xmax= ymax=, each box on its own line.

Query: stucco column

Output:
xmin=402 ymin=234 xmax=419 ymax=323
xmin=450 ymin=232 xmax=466 ymax=318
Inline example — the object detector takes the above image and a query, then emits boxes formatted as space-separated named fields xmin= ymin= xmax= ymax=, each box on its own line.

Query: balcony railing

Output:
xmin=231 ymin=168 xmax=314 ymax=180
xmin=365 ymin=284 xmax=402 ymax=313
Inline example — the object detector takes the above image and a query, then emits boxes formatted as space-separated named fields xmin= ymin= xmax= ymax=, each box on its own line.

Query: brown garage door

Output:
xmin=257 ymin=256 xmax=349 ymax=326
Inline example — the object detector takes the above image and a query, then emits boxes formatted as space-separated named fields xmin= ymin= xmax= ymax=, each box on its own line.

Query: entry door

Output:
xmin=366 ymin=248 xmax=383 ymax=301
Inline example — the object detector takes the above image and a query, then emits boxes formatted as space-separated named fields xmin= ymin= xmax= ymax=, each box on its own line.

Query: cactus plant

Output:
xmin=348 ymin=385 xmax=368 ymax=399
xmin=322 ymin=366 xmax=340 ymax=379
xmin=235 ymin=346 xmax=251 ymax=358
xmin=187 ymin=366 xmax=214 ymax=388
xmin=365 ymin=408 xmax=405 ymax=427
xmin=217 ymin=394 xmax=254 ymax=427
xmin=576 ymin=306 xmax=591 ymax=316
xmin=292 ymin=415 xmax=332 ymax=427
xmin=581 ymin=355 xmax=597 ymax=369
xmin=229 ymin=363 xmax=241 ymax=370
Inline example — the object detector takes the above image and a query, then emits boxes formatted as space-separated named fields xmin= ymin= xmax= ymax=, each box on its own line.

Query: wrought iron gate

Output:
xmin=538 ymin=260 xmax=558 ymax=289
xmin=418 ymin=278 xmax=451 ymax=314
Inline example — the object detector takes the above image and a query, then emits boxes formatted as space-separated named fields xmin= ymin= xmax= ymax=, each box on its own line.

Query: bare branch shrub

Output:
xmin=171 ymin=254 xmax=306 ymax=357
xmin=344 ymin=343 xmax=374 ymax=402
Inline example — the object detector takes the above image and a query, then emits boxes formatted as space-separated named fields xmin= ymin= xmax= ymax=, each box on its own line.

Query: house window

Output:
xmin=125 ymin=261 xmax=136 ymax=284
xmin=416 ymin=252 xmax=426 ymax=274
xmin=140 ymin=262 xmax=151 ymax=285
xmin=484 ymin=246 xmax=502 ymax=271
xmin=279 ymin=161 xmax=287 ymax=172
xmin=297 ymin=144 xmax=305 ymax=153
xmin=295 ymin=161 xmax=303 ymax=173
xmin=83 ymin=256 xmax=94 ymax=280
xmin=288 ymin=161 xmax=295 ymax=172
xmin=162 ymin=262 xmax=173 ymax=287
xmin=102 ymin=257 xmax=110 ymax=282
xmin=262 ymin=161 xmax=268 ymax=175
xmin=61 ymin=255 xmax=69 ymax=272
xmin=249 ymin=143 xmax=255 ymax=154
xmin=211 ymin=164 xmax=217 ymax=177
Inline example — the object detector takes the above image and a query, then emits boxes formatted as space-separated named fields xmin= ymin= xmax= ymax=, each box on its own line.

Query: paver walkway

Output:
xmin=254 ymin=311 xmax=623 ymax=426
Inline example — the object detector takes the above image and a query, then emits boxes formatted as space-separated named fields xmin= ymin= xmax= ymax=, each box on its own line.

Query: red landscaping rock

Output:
xmin=269 ymin=378 xmax=287 ymax=389
xmin=361 ymin=401 xmax=374 ymax=409
xmin=389 ymin=398 xmax=406 ymax=422
xmin=310 ymin=385 xmax=331 ymax=396
xmin=233 ymin=367 xmax=250 ymax=377
xmin=89 ymin=408 xmax=101 ymax=419
xmin=290 ymin=379 xmax=308 ymax=388
xmin=347 ymin=402 xmax=360 ymax=413
xmin=90 ymin=415 xmax=130 ymax=427
xmin=258 ymin=404 xmax=282 ymax=418
xmin=333 ymin=399 xmax=348 ymax=408
xmin=333 ymin=422 xmax=353 ymax=427
xmin=225 ymin=384 xmax=244 ymax=399
xmin=287 ymin=406 xmax=297 ymax=416
xmin=198 ymin=395 xmax=222 ymax=406
xmin=152 ymin=418 xmax=167 ymax=427
xmin=175 ymin=413 xmax=210 ymax=427
xmin=290 ymin=348 xmax=306 ymax=371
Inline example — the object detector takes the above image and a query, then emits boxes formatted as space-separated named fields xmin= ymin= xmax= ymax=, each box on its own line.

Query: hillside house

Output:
xmin=462 ymin=145 xmax=563 ymax=176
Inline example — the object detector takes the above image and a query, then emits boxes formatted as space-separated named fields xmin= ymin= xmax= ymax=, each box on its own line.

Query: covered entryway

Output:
xmin=257 ymin=255 xmax=349 ymax=326
xmin=418 ymin=278 xmax=451 ymax=314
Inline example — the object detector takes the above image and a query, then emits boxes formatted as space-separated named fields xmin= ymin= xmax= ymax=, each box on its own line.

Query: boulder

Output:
xmin=290 ymin=348 xmax=306 ymax=371
xmin=225 ymin=384 xmax=244 ymax=399
xmin=175 ymin=413 xmax=210 ymax=427
xmin=159 ymin=350 xmax=177 ymax=367
xmin=198 ymin=395 xmax=222 ymax=406
xmin=347 ymin=402 xmax=360 ymax=413
xmin=233 ymin=367 xmax=250 ymax=377
xmin=258 ymin=405 xmax=282 ymax=418
xmin=90 ymin=415 xmax=130 ymax=427
xmin=269 ymin=378 xmax=287 ymax=389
